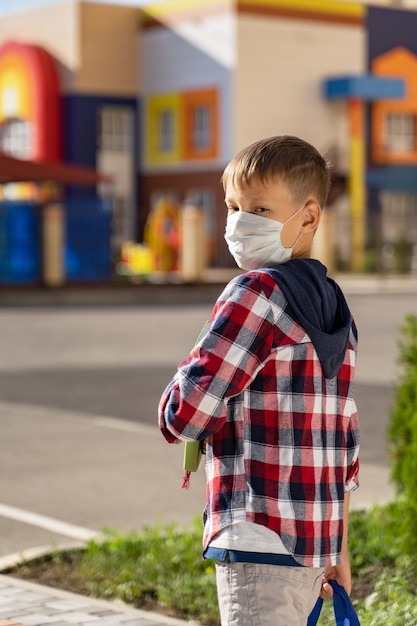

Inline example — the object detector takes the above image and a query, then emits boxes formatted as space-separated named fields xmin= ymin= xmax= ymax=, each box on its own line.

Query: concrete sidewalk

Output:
xmin=0 ymin=574 xmax=191 ymax=626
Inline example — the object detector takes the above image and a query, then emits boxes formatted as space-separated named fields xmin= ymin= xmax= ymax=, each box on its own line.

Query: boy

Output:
xmin=158 ymin=135 xmax=360 ymax=626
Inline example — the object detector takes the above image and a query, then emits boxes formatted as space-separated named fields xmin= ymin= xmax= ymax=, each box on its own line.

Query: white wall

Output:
xmin=141 ymin=11 xmax=235 ymax=91
xmin=234 ymin=14 xmax=366 ymax=166
xmin=140 ymin=11 xmax=235 ymax=167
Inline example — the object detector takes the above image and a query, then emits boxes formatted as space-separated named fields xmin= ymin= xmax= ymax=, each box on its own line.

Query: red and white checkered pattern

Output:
xmin=159 ymin=269 xmax=359 ymax=568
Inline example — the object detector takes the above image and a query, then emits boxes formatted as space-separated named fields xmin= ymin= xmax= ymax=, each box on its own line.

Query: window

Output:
xmin=98 ymin=107 xmax=133 ymax=153
xmin=97 ymin=105 xmax=136 ymax=250
xmin=158 ymin=109 xmax=174 ymax=153
xmin=0 ymin=117 xmax=33 ymax=159
xmin=384 ymin=112 xmax=415 ymax=153
xmin=380 ymin=191 xmax=417 ymax=242
xmin=145 ymin=89 xmax=218 ymax=164
xmin=183 ymin=88 xmax=218 ymax=160
xmin=146 ymin=93 xmax=181 ymax=164
xmin=193 ymin=105 xmax=211 ymax=151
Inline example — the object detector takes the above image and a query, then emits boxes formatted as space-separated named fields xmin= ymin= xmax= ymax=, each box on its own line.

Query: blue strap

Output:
xmin=307 ymin=580 xmax=360 ymax=626
xmin=307 ymin=594 xmax=323 ymax=626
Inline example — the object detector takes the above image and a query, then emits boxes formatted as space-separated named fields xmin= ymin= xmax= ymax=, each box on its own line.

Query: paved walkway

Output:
xmin=0 ymin=574 xmax=190 ymax=626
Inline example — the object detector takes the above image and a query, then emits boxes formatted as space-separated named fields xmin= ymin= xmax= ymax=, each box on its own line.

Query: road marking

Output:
xmin=0 ymin=504 xmax=99 ymax=541
xmin=93 ymin=416 xmax=159 ymax=435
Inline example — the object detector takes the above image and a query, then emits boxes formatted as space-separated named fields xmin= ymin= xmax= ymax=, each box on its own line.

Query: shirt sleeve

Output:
xmin=158 ymin=274 xmax=281 ymax=443
xmin=345 ymin=399 xmax=360 ymax=492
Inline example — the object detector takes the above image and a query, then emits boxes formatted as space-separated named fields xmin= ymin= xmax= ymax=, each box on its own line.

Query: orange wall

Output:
xmin=372 ymin=46 xmax=417 ymax=165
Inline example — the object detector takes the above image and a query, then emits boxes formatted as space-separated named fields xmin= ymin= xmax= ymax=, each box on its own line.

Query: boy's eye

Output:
xmin=255 ymin=206 xmax=268 ymax=214
xmin=226 ymin=205 xmax=239 ymax=212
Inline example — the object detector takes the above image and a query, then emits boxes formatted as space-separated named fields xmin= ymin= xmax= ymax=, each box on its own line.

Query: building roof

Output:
xmin=0 ymin=153 xmax=112 ymax=185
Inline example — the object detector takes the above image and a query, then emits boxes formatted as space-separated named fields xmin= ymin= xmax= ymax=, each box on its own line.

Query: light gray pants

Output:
xmin=215 ymin=561 xmax=324 ymax=626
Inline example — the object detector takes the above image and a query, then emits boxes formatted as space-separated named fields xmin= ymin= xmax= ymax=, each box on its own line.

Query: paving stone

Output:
xmin=3 ymin=616 xmax=58 ymax=626
xmin=114 ymin=619 xmax=159 ymax=625
xmin=79 ymin=616 xmax=134 ymax=626
xmin=90 ymin=614 xmax=136 ymax=621
xmin=42 ymin=622 xmax=76 ymax=626
xmin=12 ymin=593 xmax=49 ymax=604
xmin=0 ymin=589 xmax=25 ymax=597
xmin=0 ymin=610 xmax=32 ymax=618
xmin=116 ymin=618 xmax=150 ymax=622
xmin=1 ymin=611 xmax=37 ymax=624
xmin=25 ymin=608 xmax=64 ymax=617
xmin=0 ymin=577 xmax=189 ymax=626
xmin=0 ymin=602 xmax=45 ymax=612
xmin=48 ymin=614 xmax=100 ymax=624
xmin=44 ymin=601 xmax=91 ymax=612
xmin=0 ymin=597 xmax=20 ymax=606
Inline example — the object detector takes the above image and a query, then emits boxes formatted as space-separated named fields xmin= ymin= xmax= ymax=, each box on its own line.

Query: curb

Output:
xmin=0 ymin=272 xmax=416 ymax=307
xmin=0 ymin=541 xmax=85 ymax=573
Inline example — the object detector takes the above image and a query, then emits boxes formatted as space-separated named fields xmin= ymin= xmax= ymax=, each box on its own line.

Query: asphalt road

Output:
xmin=1 ymin=287 xmax=416 ymax=561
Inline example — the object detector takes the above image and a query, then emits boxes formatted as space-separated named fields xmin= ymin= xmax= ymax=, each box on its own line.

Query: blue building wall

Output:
xmin=0 ymin=202 xmax=41 ymax=284
xmin=366 ymin=6 xmax=417 ymax=201
xmin=0 ymin=200 xmax=113 ymax=284
xmin=367 ymin=6 xmax=417 ymax=64
xmin=62 ymin=94 xmax=139 ymax=199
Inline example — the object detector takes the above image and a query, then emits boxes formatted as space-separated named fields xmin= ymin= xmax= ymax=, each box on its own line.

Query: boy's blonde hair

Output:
xmin=221 ymin=135 xmax=331 ymax=208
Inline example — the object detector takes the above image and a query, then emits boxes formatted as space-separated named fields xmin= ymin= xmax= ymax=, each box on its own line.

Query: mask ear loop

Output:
xmin=282 ymin=203 xmax=305 ymax=250
xmin=288 ymin=230 xmax=303 ymax=250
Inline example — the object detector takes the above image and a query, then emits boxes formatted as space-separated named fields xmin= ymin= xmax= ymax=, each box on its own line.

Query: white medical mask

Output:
xmin=224 ymin=206 xmax=304 ymax=270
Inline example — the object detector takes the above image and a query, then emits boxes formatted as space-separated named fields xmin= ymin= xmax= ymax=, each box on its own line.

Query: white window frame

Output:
xmin=192 ymin=104 xmax=211 ymax=151
xmin=380 ymin=191 xmax=417 ymax=242
xmin=0 ymin=117 xmax=33 ymax=159
xmin=98 ymin=107 xmax=134 ymax=153
xmin=384 ymin=112 xmax=415 ymax=153
xmin=97 ymin=105 xmax=136 ymax=250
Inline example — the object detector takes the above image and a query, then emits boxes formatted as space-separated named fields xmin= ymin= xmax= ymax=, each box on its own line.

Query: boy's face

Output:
xmin=224 ymin=175 xmax=305 ymax=250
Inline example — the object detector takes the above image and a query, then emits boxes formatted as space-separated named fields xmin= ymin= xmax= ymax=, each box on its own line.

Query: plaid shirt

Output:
xmin=158 ymin=269 xmax=360 ymax=567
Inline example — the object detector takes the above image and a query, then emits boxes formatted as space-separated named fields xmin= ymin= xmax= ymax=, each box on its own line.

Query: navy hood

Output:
xmin=266 ymin=259 xmax=354 ymax=379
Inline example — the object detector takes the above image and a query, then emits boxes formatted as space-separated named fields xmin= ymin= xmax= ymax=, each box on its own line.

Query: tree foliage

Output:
xmin=387 ymin=313 xmax=417 ymax=553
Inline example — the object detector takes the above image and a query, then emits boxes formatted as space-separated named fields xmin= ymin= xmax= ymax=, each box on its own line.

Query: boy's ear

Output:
xmin=302 ymin=201 xmax=321 ymax=232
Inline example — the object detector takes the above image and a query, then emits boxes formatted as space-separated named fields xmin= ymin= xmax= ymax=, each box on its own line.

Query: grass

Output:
xmin=7 ymin=502 xmax=417 ymax=625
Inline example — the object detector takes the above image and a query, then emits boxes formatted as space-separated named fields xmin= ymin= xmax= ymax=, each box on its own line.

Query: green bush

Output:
xmin=80 ymin=506 xmax=416 ymax=626
xmin=80 ymin=518 xmax=220 ymax=625
xmin=8 ymin=503 xmax=417 ymax=625
xmin=387 ymin=313 xmax=417 ymax=553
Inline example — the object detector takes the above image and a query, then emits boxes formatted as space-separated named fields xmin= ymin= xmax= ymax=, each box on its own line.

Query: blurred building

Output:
xmin=0 ymin=2 xmax=138 ymax=283
xmin=139 ymin=0 xmax=366 ymax=268
xmin=0 ymin=0 xmax=416 ymax=283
